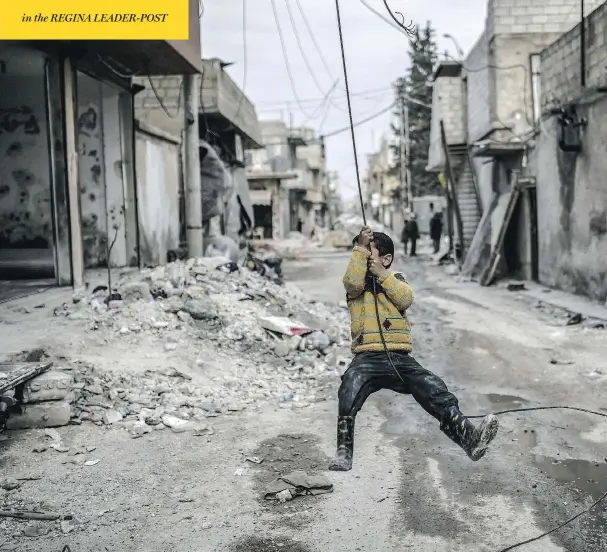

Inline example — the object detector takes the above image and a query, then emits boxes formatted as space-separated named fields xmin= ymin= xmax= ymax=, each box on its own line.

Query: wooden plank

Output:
xmin=479 ymin=184 xmax=522 ymax=287
xmin=0 ymin=362 xmax=53 ymax=395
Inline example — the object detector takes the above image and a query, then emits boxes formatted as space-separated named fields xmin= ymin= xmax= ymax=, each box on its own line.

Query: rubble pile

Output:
xmin=8 ymin=257 xmax=351 ymax=432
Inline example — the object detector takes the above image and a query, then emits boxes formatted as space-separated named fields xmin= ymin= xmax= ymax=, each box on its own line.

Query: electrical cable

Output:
xmin=496 ymin=490 xmax=607 ymax=551
xmin=358 ymin=0 xmax=413 ymax=37
xmin=302 ymin=80 xmax=340 ymax=125
xmin=322 ymin=103 xmax=395 ymax=138
xmin=147 ymin=73 xmax=183 ymax=119
xmin=381 ymin=0 xmax=417 ymax=37
xmin=284 ymin=0 xmax=345 ymax=115
xmin=294 ymin=0 xmax=336 ymax=82
xmin=333 ymin=3 xmax=607 ymax=550
xmin=269 ymin=0 xmax=318 ymax=119
xmin=255 ymin=85 xmax=393 ymax=106
xmin=219 ymin=0 xmax=248 ymax=132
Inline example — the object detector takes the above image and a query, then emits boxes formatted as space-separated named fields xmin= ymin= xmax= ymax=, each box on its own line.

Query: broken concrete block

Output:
xmin=120 ymin=282 xmax=151 ymax=302
xmin=22 ymin=371 xmax=73 ymax=404
xmin=6 ymin=401 xmax=72 ymax=430
xmin=102 ymin=409 xmax=123 ymax=425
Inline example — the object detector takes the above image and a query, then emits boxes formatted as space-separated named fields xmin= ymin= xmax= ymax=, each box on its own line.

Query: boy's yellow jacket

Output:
xmin=342 ymin=246 xmax=414 ymax=354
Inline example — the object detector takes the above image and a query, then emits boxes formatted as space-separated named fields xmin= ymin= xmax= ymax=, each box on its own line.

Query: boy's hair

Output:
xmin=352 ymin=232 xmax=395 ymax=257
xmin=372 ymin=232 xmax=394 ymax=259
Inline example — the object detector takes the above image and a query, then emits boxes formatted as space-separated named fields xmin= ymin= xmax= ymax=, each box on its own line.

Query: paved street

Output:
xmin=0 ymin=250 xmax=605 ymax=552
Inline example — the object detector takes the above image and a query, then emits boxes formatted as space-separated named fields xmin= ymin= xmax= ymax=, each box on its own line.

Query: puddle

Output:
xmin=485 ymin=393 xmax=529 ymax=411
xmin=534 ymin=456 xmax=607 ymax=499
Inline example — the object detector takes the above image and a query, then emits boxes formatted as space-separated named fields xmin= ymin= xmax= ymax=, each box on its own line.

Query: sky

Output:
xmin=201 ymin=0 xmax=488 ymax=201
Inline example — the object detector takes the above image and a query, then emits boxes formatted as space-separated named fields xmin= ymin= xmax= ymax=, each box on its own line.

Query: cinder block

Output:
xmin=22 ymin=371 xmax=73 ymax=403
xmin=6 ymin=401 xmax=72 ymax=430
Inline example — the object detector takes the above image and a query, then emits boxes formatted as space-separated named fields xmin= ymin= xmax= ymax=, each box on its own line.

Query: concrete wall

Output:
xmin=0 ymin=48 xmax=53 ymax=251
xmin=135 ymin=128 xmax=181 ymax=266
xmin=133 ymin=75 xmax=185 ymax=140
xmin=76 ymin=74 xmax=130 ymax=268
xmin=488 ymin=0 xmax=602 ymax=37
xmin=77 ymin=73 xmax=107 ymax=268
xmin=465 ymin=32 xmax=492 ymax=143
xmin=532 ymin=1 xmax=607 ymax=301
xmin=541 ymin=1 xmax=607 ymax=104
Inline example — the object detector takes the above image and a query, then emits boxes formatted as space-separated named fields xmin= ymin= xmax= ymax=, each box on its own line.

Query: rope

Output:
xmin=332 ymin=4 xmax=606 ymax=550
xmin=333 ymin=0 xmax=365 ymax=224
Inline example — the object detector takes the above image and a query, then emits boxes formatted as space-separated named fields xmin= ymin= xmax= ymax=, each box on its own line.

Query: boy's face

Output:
xmin=370 ymin=242 xmax=393 ymax=268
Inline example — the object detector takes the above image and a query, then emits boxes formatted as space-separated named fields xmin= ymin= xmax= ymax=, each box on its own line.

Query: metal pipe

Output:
xmin=581 ymin=0 xmax=586 ymax=88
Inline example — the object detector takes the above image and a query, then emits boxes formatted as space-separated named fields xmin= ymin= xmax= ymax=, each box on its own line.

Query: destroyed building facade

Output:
xmin=426 ymin=0 xmax=607 ymax=301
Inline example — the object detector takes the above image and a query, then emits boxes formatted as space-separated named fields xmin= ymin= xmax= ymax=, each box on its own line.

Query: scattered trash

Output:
xmin=259 ymin=316 xmax=314 ymax=337
xmin=264 ymin=470 xmax=333 ymax=502
xmin=245 ymin=456 xmax=264 ymax=464
xmin=507 ymin=282 xmax=526 ymax=292
xmin=23 ymin=523 xmax=51 ymax=537
xmin=566 ymin=313 xmax=583 ymax=326
xmin=234 ymin=467 xmax=249 ymax=476
xmin=84 ymin=459 xmax=101 ymax=466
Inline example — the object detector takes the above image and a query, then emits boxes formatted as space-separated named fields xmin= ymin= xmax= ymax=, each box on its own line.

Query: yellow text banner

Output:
xmin=0 ymin=0 xmax=190 ymax=40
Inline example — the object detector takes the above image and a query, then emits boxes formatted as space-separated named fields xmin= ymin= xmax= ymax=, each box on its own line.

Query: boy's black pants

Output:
xmin=338 ymin=351 xmax=458 ymax=420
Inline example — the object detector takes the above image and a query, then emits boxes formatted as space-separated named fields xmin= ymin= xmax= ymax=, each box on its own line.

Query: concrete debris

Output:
xmin=16 ymin=256 xmax=349 ymax=431
xmin=6 ymin=401 xmax=72 ymax=430
xmin=0 ymin=478 xmax=21 ymax=491
xmin=22 ymin=371 xmax=73 ymax=403
xmin=264 ymin=470 xmax=333 ymax=502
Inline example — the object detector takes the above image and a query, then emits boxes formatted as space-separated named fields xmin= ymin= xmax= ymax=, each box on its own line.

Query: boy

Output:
xmin=329 ymin=226 xmax=499 ymax=471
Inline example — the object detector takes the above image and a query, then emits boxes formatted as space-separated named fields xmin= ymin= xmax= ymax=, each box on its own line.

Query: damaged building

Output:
xmin=245 ymin=120 xmax=331 ymax=239
xmin=132 ymin=57 xmax=262 ymax=262
xmin=0 ymin=0 xmax=202 ymax=300
xmin=427 ymin=0 xmax=606 ymax=301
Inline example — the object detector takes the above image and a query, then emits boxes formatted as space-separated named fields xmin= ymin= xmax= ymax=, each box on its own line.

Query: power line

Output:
xmin=221 ymin=0 xmax=248 ymax=131
xmin=322 ymin=101 xmax=394 ymax=137
xmin=358 ymin=0 xmax=412 ymax=36
xmin=269 ymin=0 xmax=318 ymax=119
xmin=284 ymin=0 xmax=347 ymax=115
xmin=294 ymin=0 xmax=336 ymax=81
xmin=302 ymin=80 xmax=340 ymax=125
xmin=284 ymin=0 xmax=331 ymax=97
xmin=255 ymin=85 xmax=393 ymax=106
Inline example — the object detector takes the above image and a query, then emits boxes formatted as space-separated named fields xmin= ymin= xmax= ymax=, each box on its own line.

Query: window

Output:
xmin=530 ymin=54 xmax=541 ymax=123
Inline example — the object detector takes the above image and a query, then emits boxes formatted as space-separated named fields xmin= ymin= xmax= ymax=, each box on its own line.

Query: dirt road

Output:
xmin=1 ymin=252 xmax=606 ymax=551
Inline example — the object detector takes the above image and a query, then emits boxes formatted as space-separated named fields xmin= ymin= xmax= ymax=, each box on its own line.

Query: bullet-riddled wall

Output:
xmin=0 ymin=47 xmax=53 ymax=253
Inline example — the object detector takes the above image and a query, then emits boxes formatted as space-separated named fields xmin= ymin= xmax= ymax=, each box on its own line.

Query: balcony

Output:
xmin=200 ymin=58 xmax=262 ymax=149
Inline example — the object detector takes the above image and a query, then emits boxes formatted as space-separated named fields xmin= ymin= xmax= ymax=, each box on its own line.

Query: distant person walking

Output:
xmin=430 ymin=211 xmax=444 ymax=254
xmin=401 ymin=214 xmax=420 ymax=257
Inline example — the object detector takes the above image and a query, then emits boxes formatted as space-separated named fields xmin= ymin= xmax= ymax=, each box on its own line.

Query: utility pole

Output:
xmin=404 ymin=100 xmax=412 ymax=210
xmin=399 ymin=96 xmax=406 ymax=209
xmin=183 ymin=73 xmax=203 ymax=257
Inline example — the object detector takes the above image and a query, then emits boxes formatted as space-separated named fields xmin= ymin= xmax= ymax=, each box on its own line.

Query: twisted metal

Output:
xmin=382 ymin=0 xmax=416 ymax=37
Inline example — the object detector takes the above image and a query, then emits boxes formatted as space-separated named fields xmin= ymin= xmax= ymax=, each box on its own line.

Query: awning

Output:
xmin=250 ymin=189 xmax=272 ymax=206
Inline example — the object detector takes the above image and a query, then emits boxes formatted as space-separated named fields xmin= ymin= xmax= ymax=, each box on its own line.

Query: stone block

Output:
xmin=6 ymin=401 xmax=72 ymax=430
xmin=22 ymin=371 xmax=73 ymax=403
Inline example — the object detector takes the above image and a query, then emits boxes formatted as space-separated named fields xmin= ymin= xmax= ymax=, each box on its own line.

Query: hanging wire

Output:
xmin=381 ymin=0 xmax=417 ymax=37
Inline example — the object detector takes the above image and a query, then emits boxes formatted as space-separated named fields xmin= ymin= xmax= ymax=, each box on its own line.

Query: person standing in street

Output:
xmin=430 ymin=211 xmax=443 ymax=254
xmin=405 ymin=213 xmax=420 ymax=257
xmin=400 ymin=213 xmax=410 ymax=255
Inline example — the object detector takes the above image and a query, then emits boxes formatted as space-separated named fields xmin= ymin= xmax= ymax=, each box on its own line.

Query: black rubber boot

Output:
xmin=440 ymin=406 xmax=499 ymax=461
xmin=329 ymin=416 xmax=355 ymax=471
